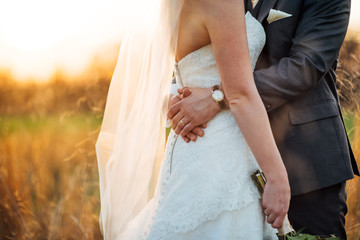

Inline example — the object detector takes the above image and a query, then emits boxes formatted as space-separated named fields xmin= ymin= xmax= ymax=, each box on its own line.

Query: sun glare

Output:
xmin=0 ymin=0 xmax=105 ymax=51
xmin=0 ymin=0 xmax=358 ymax=81
xmin=350 ymin=1 xmax=360 ymax=29
xmin=0 ymin=0 xmax=154 ymax=81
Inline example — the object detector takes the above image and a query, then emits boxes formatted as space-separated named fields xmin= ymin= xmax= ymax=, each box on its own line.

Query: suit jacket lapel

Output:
xmin=257 ymin=0 xmax=279 ymax=23
xmin=251 ymin=0 xmax=264 ymax=18
xmin=245 ymin=0 xmax=252 ymax=13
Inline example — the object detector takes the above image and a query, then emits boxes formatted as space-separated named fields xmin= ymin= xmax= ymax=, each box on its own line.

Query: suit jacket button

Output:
xmin=266 ymin=104 xmax=272 ymax=110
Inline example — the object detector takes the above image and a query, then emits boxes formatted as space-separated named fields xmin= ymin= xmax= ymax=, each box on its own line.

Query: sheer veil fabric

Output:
xmin=95 ymin=0 xmax=184 ymax=238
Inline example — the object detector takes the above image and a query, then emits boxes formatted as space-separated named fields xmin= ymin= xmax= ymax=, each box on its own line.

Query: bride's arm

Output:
xmin=196 ymin=0 xmax=290 ymax=228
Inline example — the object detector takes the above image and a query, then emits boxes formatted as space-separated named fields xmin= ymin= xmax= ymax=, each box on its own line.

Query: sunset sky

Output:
xmin=0 ymin=0 xmax=359 ymax=82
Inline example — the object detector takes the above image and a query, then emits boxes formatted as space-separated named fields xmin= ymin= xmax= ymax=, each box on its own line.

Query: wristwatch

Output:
xmin=211 ymin=85 xmax=227 ymax=110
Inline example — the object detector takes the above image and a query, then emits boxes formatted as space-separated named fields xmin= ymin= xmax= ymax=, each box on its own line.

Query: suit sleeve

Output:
xmin=254 ymin=0 xmax=351 ymax=112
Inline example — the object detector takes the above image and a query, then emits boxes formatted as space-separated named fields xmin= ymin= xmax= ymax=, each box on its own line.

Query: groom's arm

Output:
xmin=254 ymin=0 xmax=350 ymax=112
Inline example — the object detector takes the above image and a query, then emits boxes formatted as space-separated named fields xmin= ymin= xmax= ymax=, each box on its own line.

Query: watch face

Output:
xmin=212 ymin=90 xmax=224 ymax=101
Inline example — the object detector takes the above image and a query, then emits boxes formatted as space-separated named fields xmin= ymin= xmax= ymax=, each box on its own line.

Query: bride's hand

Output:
xmin=262 ymin=173 xmax=291 ymax=229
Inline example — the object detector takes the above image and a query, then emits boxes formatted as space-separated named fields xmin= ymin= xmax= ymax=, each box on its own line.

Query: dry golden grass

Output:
xmin=0 ymin=114 xmax=103 ymax=239
xmin=338 ymin=32 xmax=360 ymax=240
xmin=346 ymin=116 xmax=360 ymax=239
xmin=0 ymin=48 xmax=116 ymax=239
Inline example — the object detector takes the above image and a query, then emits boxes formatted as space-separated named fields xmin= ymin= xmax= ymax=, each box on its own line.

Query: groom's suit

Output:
xmin=247 ymin=0 xmax=359 ymax=238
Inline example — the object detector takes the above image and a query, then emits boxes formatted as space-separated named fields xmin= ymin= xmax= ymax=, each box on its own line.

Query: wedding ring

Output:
xmin=179 ymin=120 xmax=185 ymax=126
xmin=264 ymin=211 xmax=270 ymax=216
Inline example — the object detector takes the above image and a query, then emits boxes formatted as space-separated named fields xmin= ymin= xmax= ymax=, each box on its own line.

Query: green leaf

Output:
xmin=279 ymin=233 xmax=339 ymax=240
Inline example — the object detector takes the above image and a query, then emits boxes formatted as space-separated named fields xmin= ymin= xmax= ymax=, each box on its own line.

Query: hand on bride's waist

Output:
xmin=167 ymin=87 xmax=222 ymax=142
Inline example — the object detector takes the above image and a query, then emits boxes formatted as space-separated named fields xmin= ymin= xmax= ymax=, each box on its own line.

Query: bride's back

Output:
xmin=176 ymin=0 xmax=211 ymax=62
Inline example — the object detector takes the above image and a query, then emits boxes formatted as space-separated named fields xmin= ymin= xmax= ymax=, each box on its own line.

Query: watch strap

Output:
xmin=211 ymin=85 xmax=220 ymax=91
xmin=211 ymin=85 xmax=227 ymax=110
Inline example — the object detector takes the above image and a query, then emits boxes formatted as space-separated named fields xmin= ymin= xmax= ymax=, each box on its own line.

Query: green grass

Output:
xmin=0 ymin=113 xmax=103 ymax=136
xmin=343 ymin=111 xmax=357 ymax=143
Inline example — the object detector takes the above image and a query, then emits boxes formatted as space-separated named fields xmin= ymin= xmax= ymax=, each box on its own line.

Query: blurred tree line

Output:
xmin=0 ymin=45 xmax=118 ymax=117
xmin=0 ymin=36 xmax=359 ymax=116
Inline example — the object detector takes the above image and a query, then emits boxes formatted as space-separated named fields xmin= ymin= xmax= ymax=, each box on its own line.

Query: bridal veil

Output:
xmin=95 ymin=0 xmax=184 ymax=238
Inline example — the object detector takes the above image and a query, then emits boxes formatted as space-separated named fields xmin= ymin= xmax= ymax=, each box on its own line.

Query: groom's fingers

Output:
xmin=177 ymin=87 xmax=192 ymax=97
xmin=167 ymin=101 xmax=181 ymax=120
xmin=181 ymin=126 xmax=206 ymax=140
xmin=177 ymin=88 xmax=184 ymax=94
xmin=168 ymin=94 xmax=181 ymax=107
xmin=181 ymin=135 xmax=191 ymax=143
xmin=167 ymin=95 xmax=181 ymax=121
xmin=171 ymin=112 xmax=185 ymax=132
xmin=185 ymin=132 xmax=197 ymax=142
xmin=179 ymin=122 xmax=195 ymax=138
xmin=174 ymin=118 xmax=189 ymax=135
xmin=190 ymin=127 xmax=205 ymax=138
xmin=182 ymin=88 xmax=192 ymax=98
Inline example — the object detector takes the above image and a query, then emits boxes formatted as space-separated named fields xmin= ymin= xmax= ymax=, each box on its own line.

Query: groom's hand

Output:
xmin=168 ymin=92 xmax=207 ymax=143
xmin=168 ymin=87 xmax=220 ymax=140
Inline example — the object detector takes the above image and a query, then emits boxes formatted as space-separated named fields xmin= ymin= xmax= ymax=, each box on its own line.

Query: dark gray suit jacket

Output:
xmin=248 ymin=0 xmax=359 ymax=196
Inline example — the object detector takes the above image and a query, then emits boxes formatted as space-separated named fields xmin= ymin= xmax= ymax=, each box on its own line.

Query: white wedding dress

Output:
xmin=119 ymin=12 xmax=276 ymax=240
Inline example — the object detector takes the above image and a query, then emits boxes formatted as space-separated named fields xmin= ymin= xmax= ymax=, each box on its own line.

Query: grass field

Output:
xmin=0 ymin=114 xmax=103 ymax=239
xmin=0 ymin=34 xmax=359 ymax=240
xmin=0 ymin=111 xmax=359 ymax=239
xmin=344 ymin=112 xmax=360 ymax=240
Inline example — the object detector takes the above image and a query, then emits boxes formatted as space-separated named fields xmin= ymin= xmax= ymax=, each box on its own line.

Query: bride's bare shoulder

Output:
xmin=181 ymin=0 xmax=244 ymax=31
xmin=186 ymin=0 xmax=242 ymax=16
xmin=177 ymin=0 xmax=244 ymax=60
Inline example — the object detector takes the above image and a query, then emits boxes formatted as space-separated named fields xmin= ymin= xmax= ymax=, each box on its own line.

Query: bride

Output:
xmin=96 ymin=0 xmax=291 ymax=239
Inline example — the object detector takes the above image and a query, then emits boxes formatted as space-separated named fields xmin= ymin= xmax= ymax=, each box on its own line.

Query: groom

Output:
xmin=167 ymin=0 xmax=359 ymax=239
